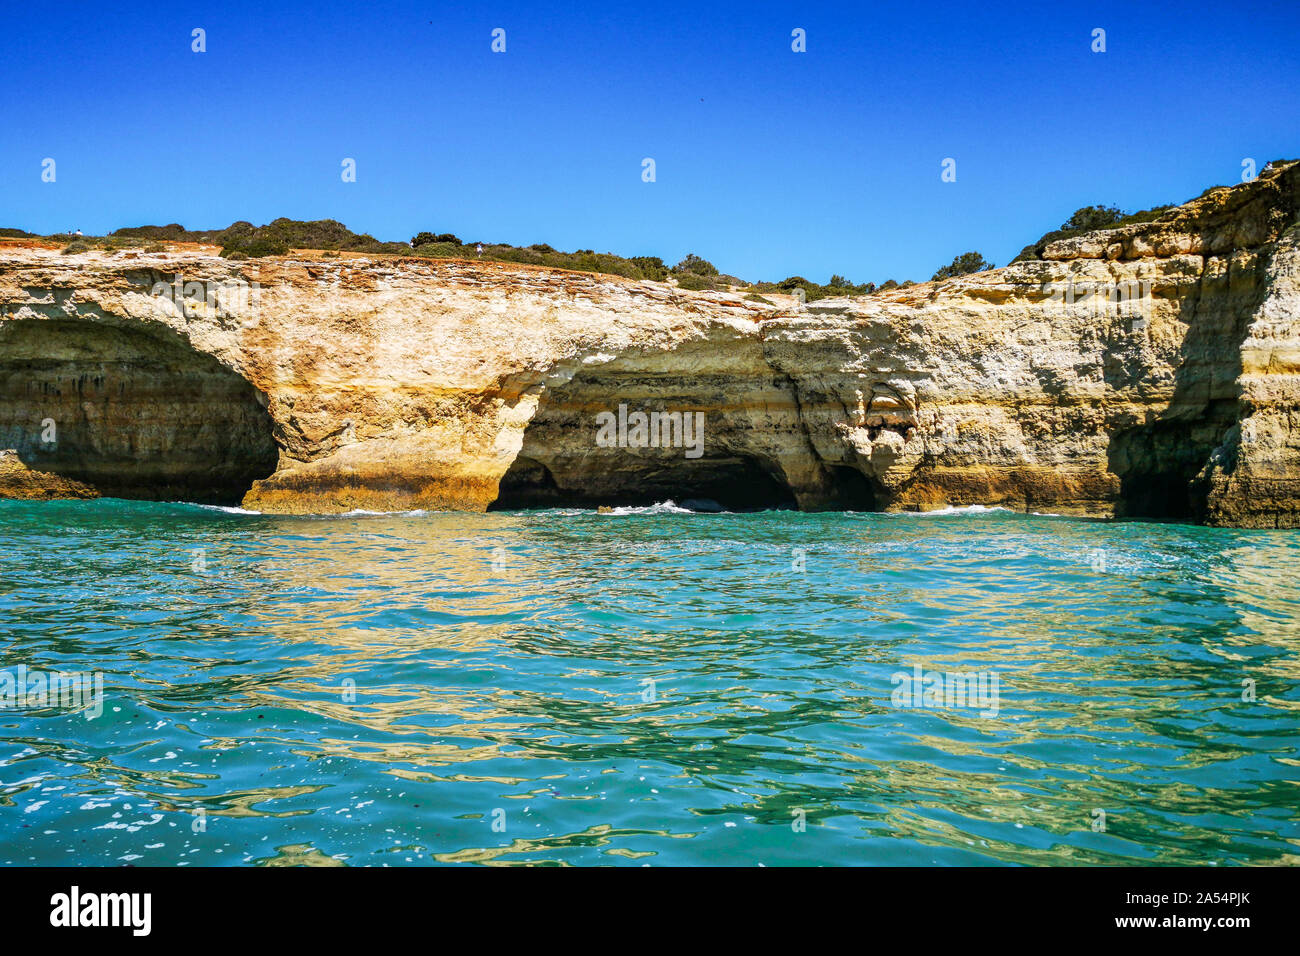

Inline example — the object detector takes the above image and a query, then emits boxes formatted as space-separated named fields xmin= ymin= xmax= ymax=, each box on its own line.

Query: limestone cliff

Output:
xmin=2 ymin=161 xmax=1298 ymax=527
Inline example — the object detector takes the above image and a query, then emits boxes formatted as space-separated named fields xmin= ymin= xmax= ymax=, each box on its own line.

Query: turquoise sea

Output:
xmin=1 ymin=499 xmax=1297 ymax=866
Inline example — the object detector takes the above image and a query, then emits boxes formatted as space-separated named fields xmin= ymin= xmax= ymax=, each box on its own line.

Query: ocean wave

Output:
xmin=601 ymin=500 xmax=695 ymax=516
xmin=181 ymin=503 xmax=431 ymax=518
xmin=884 ymin=504 xmax=1017 ymax=517
xmin=170 ymin=499 xmax=1066 ymax=521
xmin=184 ymin=503 xmax=264 ymax=515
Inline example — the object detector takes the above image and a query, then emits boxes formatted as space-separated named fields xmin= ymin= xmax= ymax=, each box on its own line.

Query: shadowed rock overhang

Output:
xmin=0 ymin=317 xmax=277 ymax=504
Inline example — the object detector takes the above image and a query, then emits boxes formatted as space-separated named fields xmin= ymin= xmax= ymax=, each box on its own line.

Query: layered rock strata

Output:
xmin=1 ymin=161 xmax=1297 ymax=526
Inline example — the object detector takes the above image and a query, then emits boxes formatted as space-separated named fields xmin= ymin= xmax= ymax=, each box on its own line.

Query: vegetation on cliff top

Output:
xmin=33 ymin=218 xmax=908 ymax=295
xmin=1010 ymin=203 xmax=1175 ymax=262
xmin=1007 ymin=158 xmax=1298 ymax=264
xmin=112 ymin=219 xmax=411 ymax=259
xmin=747 ymin=274 xmax=903 ymax=301
xmin=0 ymin=205 xmax=1161 ymax=296
xmin=409 ymin=234 xmax=679 ymax=283
xmin=13 ymin=162 xmax=1293 ymax=295
xmin=3 ymin=220 xmax=1048 ymax=297
xmin=931 ymin=251 xmax=996 ymax=281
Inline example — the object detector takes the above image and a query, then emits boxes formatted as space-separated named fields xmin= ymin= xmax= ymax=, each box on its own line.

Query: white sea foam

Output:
xmin=886 ymin=504 xmax=1016 ymax=517
xmin=186 ymin=503 xmax=263 ymax=515
xmin=602 ymin=500 xmax=695 ymax=516
xmin=179 ymin=499 xmax=1058 ymax=521
xmin=181 ymin=503 xmax=432 ymax=518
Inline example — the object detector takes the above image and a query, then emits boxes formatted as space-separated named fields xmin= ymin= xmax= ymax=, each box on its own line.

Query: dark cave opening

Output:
xmin=1107 ymin=403 xmax=1240 ymax=521
xmin=489 ymin=452 xmax=798 ymax=511
xmin=821 ymin=464 xmax=879 ymax=511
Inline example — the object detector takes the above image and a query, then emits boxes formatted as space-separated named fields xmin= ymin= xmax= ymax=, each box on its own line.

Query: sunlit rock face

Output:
xmin=0 ymin=161 xmax=1297 ymax=525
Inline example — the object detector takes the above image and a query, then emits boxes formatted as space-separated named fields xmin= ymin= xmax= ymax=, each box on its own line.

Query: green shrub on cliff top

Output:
xmin=1060 ymin=205 xmax=1127 ymax=231
xmin=630 ymin=256 xmax=669 ymax=280
xmin=673 ymin=253 xmax=719 ymax=277
xmin=218 ymin=218 xmax=409 ymax=258
xmin=748 ymin=273 xmax=877 ymax=301
xmin=674 ymin=272 xmax=714 ymax=291
xmin=931 ymin=251 xmax=995 ymax=281
xmin=412 ymin=231 xmax=461 ymax=246
xmin=112 ymin=223 xmax=197 ymax=242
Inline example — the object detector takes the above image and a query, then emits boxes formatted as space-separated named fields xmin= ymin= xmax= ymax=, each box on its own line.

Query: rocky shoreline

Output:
xmin=2 ymin=162 xmax=1298 ymax=527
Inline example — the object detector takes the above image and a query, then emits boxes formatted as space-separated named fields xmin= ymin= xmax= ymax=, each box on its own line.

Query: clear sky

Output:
xmin=3 ymin=0 xmax=1298 ymax=284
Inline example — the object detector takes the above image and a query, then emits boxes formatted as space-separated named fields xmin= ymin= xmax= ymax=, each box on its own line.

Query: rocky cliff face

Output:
xmin=2 ymin=162 xmax=1298 ymax=526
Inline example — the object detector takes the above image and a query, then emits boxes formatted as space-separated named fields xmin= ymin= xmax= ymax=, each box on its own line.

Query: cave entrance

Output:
xmin=0 ymin=319 xmax=279 ymax=504
xmin=488 ymin=354 xmax=861 ymax=513
xmin=490 ymin=451 xmax=796 ymax=511
xmin=822 ymin=464 xmax=879 ymax=511
xmin=1107 ymin=402 xmax=1239 ymax=520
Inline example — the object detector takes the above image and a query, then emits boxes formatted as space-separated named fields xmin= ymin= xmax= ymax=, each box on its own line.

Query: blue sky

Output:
xmin=3 ymin=0 xmax=1298 ymax=283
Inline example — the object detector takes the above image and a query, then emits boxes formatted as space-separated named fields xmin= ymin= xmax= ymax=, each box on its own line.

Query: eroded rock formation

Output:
xmin=1 ymin=161 xmax=1297 ymax=526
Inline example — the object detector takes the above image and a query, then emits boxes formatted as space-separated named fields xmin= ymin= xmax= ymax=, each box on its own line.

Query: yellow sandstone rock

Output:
xmin=1 ymin=161 xmax=1298 ymax=526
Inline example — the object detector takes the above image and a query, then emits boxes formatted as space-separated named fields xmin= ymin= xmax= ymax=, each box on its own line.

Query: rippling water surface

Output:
xmin=1 ymin=499 xmax=1298 ymax=866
